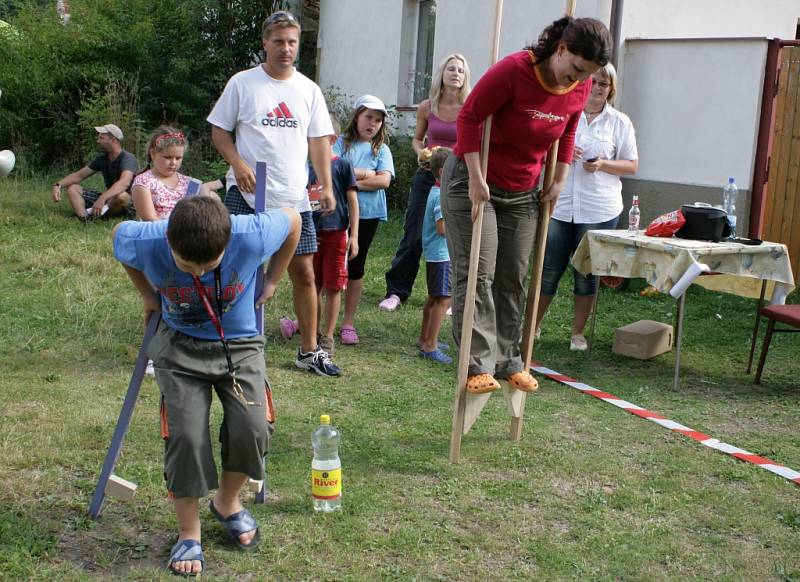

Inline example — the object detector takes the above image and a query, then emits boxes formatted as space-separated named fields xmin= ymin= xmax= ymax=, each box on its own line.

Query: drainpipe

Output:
xmin=609 ymin=0 xmax=623 ymax=69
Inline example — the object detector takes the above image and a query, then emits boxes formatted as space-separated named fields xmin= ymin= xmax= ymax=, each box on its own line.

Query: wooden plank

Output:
xmin=88 ymin=314 xmax=160 ymax=519
xmin=766 ymin=48 xmax=797 ymax=247
xmin=254 ymin=162 xmax=267 ymax=336
xmin=462 ymin=392 xmax=493 ymax=434
xmin=105 ymin=474 xmax=137 ymax=501
xmin=783 ymin=48 xmax=800 ymax=276
xmin=449 ymin=0 xmax=504 ymax=463
xmin=776 ymin=49 xmax=800 ymax=253
xmin=764 ymin=50 xmax=791 ymax=243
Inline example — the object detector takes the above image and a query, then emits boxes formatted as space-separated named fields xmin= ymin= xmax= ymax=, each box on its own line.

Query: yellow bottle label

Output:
xmin=312 ymin=467 xmax=342 ymax=499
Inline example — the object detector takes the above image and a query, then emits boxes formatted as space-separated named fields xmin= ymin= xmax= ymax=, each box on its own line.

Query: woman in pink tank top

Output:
xmin=380 ymin=53 xmax=471 ymax=312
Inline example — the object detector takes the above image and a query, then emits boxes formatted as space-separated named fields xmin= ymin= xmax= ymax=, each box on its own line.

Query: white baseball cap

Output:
xmin=95 ymin=124 xmax=124 ymax=141
xmin=353 ymin=94 xmax=387 ymax=114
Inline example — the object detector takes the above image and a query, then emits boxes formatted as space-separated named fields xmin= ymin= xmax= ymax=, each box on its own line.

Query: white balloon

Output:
xmin=0 ymin=150 xmax=16 ymax=177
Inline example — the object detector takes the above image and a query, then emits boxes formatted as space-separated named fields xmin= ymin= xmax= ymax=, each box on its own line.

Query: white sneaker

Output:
xmin=378 ymin=294 xmax=401 ymax=312
xmin=145 ymin=359 xmax=155 ymax=376
xmin=570 ymin=335 xmax=588 ymax=352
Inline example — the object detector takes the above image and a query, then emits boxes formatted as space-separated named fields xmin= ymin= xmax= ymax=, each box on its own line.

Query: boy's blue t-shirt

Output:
xmin=114 ymin=211 xmax=290 ymax=339
xmin=309 ymin=156 xmax=357 ymax=231
xmin=422 ymin=185 xmax=449 ymax=262
xmin=332 ymin=136 xmax=394 ymax=221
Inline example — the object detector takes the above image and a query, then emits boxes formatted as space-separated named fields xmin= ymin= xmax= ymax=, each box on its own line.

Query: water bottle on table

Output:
xmin=628 ymin=195 xmax=640 ymax=232
xmin=722 ymin=177 xmax=738 ymax=238
xmin=311 ymin=414 xmax=342 ymax=512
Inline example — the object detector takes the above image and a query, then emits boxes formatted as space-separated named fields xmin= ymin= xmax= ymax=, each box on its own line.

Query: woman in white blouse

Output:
xmin=536 ymin=63 xmax=638 ymax=351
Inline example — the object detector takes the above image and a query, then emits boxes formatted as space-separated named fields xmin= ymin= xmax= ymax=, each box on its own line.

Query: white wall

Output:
xmin=619 ymin=0 xmax=798 ymax=40
xmin=316 ymin=0 xmax=799 ymax=196
xmin=317 ymin=0 xmax=404 ymax=106
xmin=318 ymin=0 xmax=798 ymax=108
xmin=621 ymin=38 xmax=768 ymax=187
xmin=432 ymin=0 xmax=610 ymax=86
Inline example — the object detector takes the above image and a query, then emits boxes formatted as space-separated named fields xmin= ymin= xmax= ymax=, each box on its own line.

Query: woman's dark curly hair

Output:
xmin=527 ymin=17 xmax=612 ymax=67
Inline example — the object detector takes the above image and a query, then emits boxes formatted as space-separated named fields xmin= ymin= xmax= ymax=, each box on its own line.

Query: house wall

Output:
xmin=317 ymin=1 xmax=799 ymax=231
xmin=318 ymin=0 xmax=798 ymax=110
xmin=317 ymin=0 xmax=405 ymax=103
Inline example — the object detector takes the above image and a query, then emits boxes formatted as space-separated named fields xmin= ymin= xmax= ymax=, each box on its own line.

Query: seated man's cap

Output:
xmin=95 ymin=124 xmax=124 ymax=141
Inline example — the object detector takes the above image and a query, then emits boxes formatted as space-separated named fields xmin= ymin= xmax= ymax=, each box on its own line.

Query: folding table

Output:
xmin=572 ymin=230 xmax=795 ymax=390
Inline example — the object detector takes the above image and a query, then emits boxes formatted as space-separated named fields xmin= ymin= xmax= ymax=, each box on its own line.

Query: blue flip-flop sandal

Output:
xmin=209 ymin=500 xmax=261 ymax=551
xmin=168 ymin=539 xmax=204 ymax=577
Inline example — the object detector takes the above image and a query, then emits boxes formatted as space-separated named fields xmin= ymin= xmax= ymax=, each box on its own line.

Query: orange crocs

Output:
xmin=465 ymin=373 xmax=500 ymax=394
xmin=506 ymin=370 xmax=539 ymax=392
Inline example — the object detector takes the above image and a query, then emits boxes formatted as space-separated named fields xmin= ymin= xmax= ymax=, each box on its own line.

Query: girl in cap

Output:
xmin=333 ymin=95 xmax=395 ymax=345
xmin=132 ymin=126 xmax=208 ymax=221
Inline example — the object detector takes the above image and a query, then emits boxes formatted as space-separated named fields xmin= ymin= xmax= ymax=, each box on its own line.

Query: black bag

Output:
xmin=675 ymin=204 xmax=731 ymax=242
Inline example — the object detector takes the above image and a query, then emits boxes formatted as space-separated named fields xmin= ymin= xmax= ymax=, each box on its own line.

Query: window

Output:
xmin=413 ymin=0 xmax=436 ymax=103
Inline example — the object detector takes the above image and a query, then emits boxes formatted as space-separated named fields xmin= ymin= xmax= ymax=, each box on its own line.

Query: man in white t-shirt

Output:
xmin=208 ymin=10 xmax=341 ymax=379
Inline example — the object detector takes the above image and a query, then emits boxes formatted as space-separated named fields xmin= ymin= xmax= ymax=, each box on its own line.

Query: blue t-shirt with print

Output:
xmin=422 ymin=185 xmax=448 ymax=262
xmin=114 ymin=211 xmax=290 ymax=339
xmin=332 ymin=136 xmax=394 ymax=221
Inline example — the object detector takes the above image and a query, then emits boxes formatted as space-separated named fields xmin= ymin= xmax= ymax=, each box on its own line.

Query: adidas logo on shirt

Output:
xmin=261 ymin=102 xmax=299 ymax=128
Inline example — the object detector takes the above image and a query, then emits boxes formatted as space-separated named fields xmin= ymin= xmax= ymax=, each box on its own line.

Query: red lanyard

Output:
xmin=191 ymin=268 xmax=256 ymax=406
xmin=192 ymin=268 xmax=235 ymax=379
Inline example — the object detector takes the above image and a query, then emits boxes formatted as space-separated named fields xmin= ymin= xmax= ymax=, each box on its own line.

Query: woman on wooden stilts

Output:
xmin=441 ymin=17 xmax=613 ymax=394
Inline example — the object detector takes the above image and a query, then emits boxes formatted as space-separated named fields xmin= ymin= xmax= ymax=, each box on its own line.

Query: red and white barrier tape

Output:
xmin=531 ymin=364 xmax=800 ymax=487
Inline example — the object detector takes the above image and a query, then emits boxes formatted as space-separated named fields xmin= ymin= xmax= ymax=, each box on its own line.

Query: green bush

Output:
xmin=0 ymin=0 xmax=281 ymax=169
xmin=386 ymin=135 xmax=417 ymax=213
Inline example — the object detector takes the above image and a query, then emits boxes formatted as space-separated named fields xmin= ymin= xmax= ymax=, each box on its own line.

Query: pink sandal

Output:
xmin=340 ymin=325 xmax=359 ymax=345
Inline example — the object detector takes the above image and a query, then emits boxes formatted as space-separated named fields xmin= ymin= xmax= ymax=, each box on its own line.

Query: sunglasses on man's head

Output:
xmin=266 ymin=11 xmax=297 ymax=25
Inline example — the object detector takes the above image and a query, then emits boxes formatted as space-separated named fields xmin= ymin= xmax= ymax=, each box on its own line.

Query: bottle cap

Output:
xmin=728 ymin=177 xmax=735 ymax=183
xmin=320 ymin=414 xmax=330 ymax=424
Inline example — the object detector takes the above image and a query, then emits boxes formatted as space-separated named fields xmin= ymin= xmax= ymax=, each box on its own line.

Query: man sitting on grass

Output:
xmin=52 ymin=124 xmax=138 ymax=220
xmin=113 ymin=196 xmax=299 ymax=577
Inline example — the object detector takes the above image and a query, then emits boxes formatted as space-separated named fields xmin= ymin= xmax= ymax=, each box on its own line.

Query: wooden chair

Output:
xmin=754 ymin=304 xmax=800 ymax=384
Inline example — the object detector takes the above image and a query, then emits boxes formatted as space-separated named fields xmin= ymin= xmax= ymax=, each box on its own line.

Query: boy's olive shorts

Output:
xmin=148 ymin=322 xmax=272 ymax=499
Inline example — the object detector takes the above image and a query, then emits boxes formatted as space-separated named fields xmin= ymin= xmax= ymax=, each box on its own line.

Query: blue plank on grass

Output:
xmin=88 ymin=314 xmax=160 ymax=519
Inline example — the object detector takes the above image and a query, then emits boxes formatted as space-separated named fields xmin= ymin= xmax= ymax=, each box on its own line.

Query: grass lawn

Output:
xmin=1 ymin=176 xmax=799 ymax=581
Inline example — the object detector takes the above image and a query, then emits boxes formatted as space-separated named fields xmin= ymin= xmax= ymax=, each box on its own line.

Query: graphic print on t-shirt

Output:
xmin=157 ymin=270 xmax=246 ymax=328
xmin=262 ymin=102 xmax=299 ymax=128
xmin=526 ymin=109 xmax=567 ymax=123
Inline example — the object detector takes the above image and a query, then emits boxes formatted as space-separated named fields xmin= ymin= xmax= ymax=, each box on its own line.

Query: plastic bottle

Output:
xmin=628 ymin=195 xmax=640 ymax=232
xmin=723 ymin=177 xmax=738 ymax=238
xmin=311 ymin=414 xmax=341 ymax=512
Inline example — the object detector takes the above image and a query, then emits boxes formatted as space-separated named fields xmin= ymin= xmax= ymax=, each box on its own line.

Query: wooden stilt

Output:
xmin=449 ymin=0 xmax=504 ymax=463
xmin=252 ymin=161 xmax=269 ymax=504
xmin=88 ymin=314 xmax=160 ymax=519
xmin=510 ymin=0 xmax=578 ymax=442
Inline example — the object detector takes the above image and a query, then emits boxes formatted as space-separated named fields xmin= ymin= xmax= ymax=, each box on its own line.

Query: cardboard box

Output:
xmin=613 ymin=320 xmax=673 ymax=360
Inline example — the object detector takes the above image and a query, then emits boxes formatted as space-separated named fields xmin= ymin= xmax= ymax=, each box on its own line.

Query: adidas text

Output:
xmin=261 ymin=117 xmax=299 ymax=128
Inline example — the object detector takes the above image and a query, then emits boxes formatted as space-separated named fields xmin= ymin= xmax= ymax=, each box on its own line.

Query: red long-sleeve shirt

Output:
xmin=454 ymin=50 xmax=591 ymax=192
